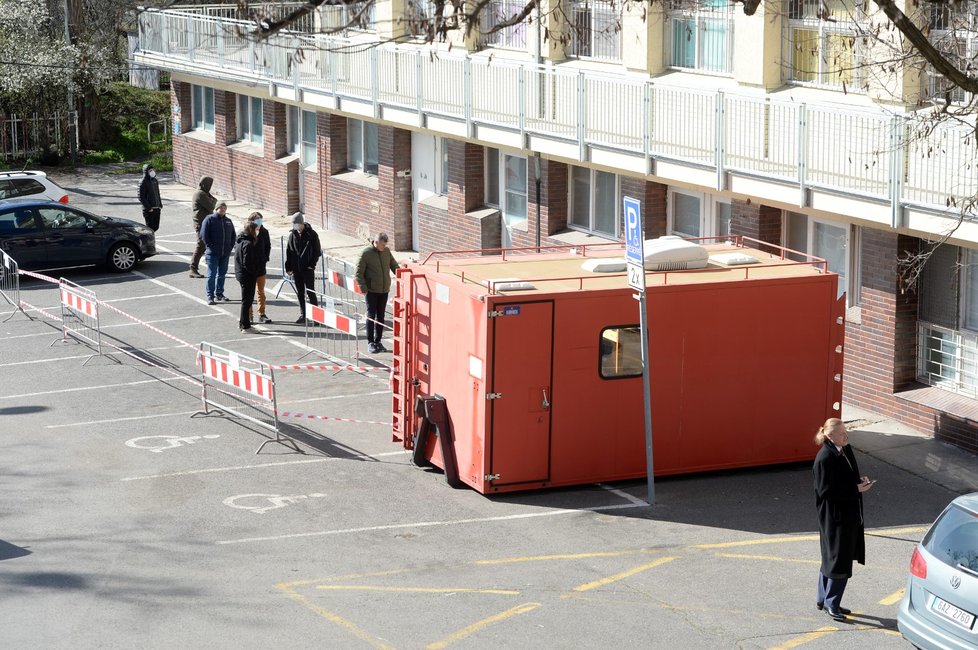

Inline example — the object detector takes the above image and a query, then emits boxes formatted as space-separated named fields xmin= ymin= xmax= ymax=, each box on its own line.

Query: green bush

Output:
xmin=80 ymin=149 xmax=125 ymax=164
xmin=96 ymin=82 xmax=171 ymax=162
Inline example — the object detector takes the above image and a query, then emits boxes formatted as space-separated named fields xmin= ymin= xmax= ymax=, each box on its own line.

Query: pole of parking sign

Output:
xmin=638 ymin=290 xmax=654 ymax=506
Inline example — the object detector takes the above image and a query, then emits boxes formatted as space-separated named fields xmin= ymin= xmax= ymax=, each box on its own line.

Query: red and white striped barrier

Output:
xmin=60 ymin=286 xmax=97 ymax=317
xmin=271 ymin=363 xmax=390 ymax=372
xmin=328 ymin=270 xmax=364 ymax=295
xmin=306 ymin=303 xmax=358 ymax=336
xmin=276 ymin=411 xmax=391 ymax=426
xmin=58 ymin=278 xmax=102 ymax=355
xmin=200 ymin=352 xmax=275 ymax=402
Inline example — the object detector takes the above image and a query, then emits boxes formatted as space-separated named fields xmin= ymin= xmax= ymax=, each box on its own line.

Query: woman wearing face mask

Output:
xmin=138 ymin=164 xmax=162 ymax=232
xmin=246 ymin=212 xmax=272 ymax=324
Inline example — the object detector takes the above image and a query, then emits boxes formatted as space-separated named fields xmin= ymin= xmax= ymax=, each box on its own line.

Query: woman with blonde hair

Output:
xmin=813 ymin=418 xmax=875 ymax=621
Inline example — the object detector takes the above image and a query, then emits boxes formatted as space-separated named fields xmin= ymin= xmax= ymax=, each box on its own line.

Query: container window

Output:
xmin=600 ymin=326 xmax=643 ymax=378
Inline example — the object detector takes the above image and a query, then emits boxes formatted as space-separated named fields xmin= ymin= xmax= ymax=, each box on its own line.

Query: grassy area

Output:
xmin=90 ymin=81 xmax=172 ymax=167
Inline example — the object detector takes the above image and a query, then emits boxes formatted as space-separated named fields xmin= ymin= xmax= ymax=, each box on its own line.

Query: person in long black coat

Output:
xmin=234 ymin=222 xmax=260 ymax=333
xmin=284 ymin=212 xmax=321 ymax=324
xmin=138 ymin=164 xmax=162 ymax=232
xmin=813 ymin=418 xmax=875 ymax=621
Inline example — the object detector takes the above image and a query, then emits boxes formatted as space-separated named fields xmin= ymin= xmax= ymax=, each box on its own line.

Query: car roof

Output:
xmin=0 ymin=170 xmax=48 ymax=179
xmin=0 ymin=199 xmax=75 ymax=210
xmin=950 ymin=492 xmax=978 ymax=513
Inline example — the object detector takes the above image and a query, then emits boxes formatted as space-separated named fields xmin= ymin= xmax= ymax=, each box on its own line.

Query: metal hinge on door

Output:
xmin=486 ymin=392 xmax=503 ymax=400
xmin=484 ymin=474 xmax=500 ymax=481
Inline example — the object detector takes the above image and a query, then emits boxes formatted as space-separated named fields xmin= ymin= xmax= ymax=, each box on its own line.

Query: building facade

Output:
xmin=135 ymin=0 xmax=978 ymax=452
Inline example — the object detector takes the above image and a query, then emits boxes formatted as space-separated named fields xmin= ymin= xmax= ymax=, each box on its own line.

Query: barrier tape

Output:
xmin=96 ymin=299 xmax=197 ymax=351
xmin=17 ymin=269 xmax=60 ymax=283
xmin=271 ymin=363 xmax=390 ymax=372
xmin=18 ymin=299 xmax=62 ymax=322
xmin=276 ymin=411 xmax=391 ymax=426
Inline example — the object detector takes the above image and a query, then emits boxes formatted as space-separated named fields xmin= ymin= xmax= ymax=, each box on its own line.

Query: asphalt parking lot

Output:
xmin=0 ymin=170 xmax=962 ymax=648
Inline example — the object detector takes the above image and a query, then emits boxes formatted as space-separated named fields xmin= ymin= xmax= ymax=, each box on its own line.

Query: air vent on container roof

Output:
xmin=643 ymin=236 xmax=709 ymax=271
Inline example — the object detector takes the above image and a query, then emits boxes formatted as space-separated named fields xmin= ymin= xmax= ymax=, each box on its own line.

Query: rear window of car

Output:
xmin=0 ymin=178 xmax=46 ymax=199
xmin=923 ymin=504 xmax=978 ymax=571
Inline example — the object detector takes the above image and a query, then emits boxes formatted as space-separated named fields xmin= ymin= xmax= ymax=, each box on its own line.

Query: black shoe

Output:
xmin=295 ymin=316 xmax=306 ymax=324
xmin=825 ymin=607 xmax=847 ymax=621
xmin=375 ymin=342 xmax=387 ymax=352
xmin=217 ymin=295 xmax=230 ymax=302
xmin=259 ymin=314 xmax=272 ymax=324
xmin=816 ymin=602 xmax=823 ymax=611
xmin=367 ymin=343 xmax=378 ymax=354
xmin=207 ymin=298 xmax=216 ymax=306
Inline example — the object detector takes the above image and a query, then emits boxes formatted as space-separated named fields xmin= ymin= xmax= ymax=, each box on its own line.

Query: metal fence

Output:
xmin=57 ymin=278 xmax=102 ymax=361
xmin=194 ymin=341 xmax=299 ymax=453
xmin=0 ymin=112 xmax=78 ymax=161
xmin=0 ymin=248 xmax=24 ymax=322
xmin=302 ymin=290 xmax=363 ymax=364
xmin=918 ymin=322 xmax=978 ymax=399
xmin=134 ymin=8 xmax=978 ymax=221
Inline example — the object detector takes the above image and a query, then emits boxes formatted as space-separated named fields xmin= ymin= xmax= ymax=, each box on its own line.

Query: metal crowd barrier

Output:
xmin=272 ymin=235 xmax=328 ymax=300
xmin=193 ymin=341 xmax=300 ymax=454
xmin=323 ymin=254 xmax=394 ymax=346
xmin=56 ymin=278 xmax=103 ymax=362
xmin=0 ymin=248 xmax=26 ymax=322
xmin=301 ymin=290 xmax=362 ymax=364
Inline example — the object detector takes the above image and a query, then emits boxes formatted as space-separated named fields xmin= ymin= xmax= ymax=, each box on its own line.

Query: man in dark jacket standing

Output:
xmin=246 ymin=212 xmax=272 ymax=324
xmin=199 ymin=202 xmax=236 ymax=305
xmin=235 ymin=222 xmax=260 ymax=333
xmin=284 ymin=212 xmax=321 ymax=324
xmin=355 ymin=232 xmax=399 ymax=353
xmin=813 ymin=418 xmax=874 ymax=621
xmin=190 ymin=176 xmax=216 ymax=278
xmin=138 ymin=164 xmax=162 ymax=232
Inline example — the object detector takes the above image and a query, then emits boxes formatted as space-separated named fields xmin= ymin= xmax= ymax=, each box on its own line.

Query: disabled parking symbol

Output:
xmin=125 ymin=434 xmax=220 ymax=453
xmin=223 ymin=493 xmax=328 ymax=514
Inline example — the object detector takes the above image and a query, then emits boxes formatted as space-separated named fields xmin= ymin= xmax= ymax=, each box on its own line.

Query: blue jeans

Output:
xmin=205 ymin=253 xmax=229 ymax=300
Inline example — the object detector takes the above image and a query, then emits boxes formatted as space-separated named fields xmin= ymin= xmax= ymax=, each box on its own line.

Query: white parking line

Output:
xmin=103 ymin=292 xmax=180 ymax=303
xmin=215 ymin=503 xmax=647 ymax=545
xmin=0 ymin=376 xmax=189 ymax=400
xmin=133 ymin=267 xmax=222 ymax=310
xmin=3 ymin=312 xmax=224 ymax=340
xmin=121 ymin=450 xmax=409 ymax=482
xmin=598 ymin=484 xmax=648 ymax=506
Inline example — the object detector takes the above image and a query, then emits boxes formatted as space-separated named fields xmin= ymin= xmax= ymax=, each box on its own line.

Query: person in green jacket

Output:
xmin=355 ymin=232 xmax=399 ymax=354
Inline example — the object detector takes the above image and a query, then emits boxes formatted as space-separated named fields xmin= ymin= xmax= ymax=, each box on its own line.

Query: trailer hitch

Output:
xmin=412 ymin=394 xmax=463 ymax=489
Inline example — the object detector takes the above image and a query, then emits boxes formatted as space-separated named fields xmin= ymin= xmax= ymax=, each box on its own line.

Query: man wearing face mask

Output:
xmin=284 ymin=212 xmax=321 ymax=324
xmin=138 ymin=164 xmax=162 ymax=232
xmin=246 ymin=212 xmax=272 ymax=324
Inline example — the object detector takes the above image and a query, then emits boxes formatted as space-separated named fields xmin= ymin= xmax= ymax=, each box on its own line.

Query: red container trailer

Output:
xmin=390 ymin=237 xmax=845 ymax=494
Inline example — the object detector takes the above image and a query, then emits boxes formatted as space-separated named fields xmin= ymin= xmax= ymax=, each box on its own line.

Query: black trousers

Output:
xmin=365 ymin=291 xmax=390 ymax=345
xmin=293 ymin=268 xmax=318 ymax=318
xmin=191 ymin=229 xmax=205 ymax=271
xmin=143 ymin=208 xmax=161 ymax=232
xmin=817 ymin=571 xmax=848 ymax=610
xmin=239 ymin=276 xmax=256 ymax=329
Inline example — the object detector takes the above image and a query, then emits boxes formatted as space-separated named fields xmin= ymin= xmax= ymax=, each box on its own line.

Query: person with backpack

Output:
xmin=138 ymin=164 xmax=162 ymax=232
xmin=199 ymin=202 xmax=235 ymax=305
xmin=235 ymin=221 xmax=260 ymax=333
xmin=284 ymin=212 xmax=321 ymax=324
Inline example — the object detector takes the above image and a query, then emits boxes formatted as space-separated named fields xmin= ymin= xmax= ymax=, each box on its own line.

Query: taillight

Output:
xmin=59 ymin=195 xmax=69 ymax=204
xmin=910 ymin=547 xmax=927 ymax=579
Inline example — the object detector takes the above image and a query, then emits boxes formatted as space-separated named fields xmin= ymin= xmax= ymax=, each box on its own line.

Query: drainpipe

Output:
xmin=534 ymin=153 xmax=542 ymax=251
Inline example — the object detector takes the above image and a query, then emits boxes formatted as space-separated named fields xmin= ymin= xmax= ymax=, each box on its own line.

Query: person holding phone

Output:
xmin=813 ymin=418 xmax=875 ymax=621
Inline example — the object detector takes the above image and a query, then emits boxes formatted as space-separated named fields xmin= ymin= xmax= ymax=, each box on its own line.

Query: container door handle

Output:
xmin=541 ymin=388 xmax=550 ymax=410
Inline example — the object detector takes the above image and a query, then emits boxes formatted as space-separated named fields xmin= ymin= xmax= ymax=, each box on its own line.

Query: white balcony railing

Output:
xmin=135 ymin=8 xmax=978 ymax=221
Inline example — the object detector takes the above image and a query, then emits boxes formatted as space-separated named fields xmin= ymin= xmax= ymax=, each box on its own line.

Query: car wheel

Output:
xmin=108 ymin=242 xmax=138 ymax=272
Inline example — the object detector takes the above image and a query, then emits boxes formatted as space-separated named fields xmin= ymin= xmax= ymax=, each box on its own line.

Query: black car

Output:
xmin=0 ymin=201 xmax=156 ymax=272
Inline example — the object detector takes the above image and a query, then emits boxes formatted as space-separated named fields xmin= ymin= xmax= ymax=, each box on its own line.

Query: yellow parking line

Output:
xmin=768 ymin=625 xmax=838 ymax=649
xmin=879 ymin=588 xmax=905 ymax=606
xmin=695 ymin=535 xmax=819 ymax=549
xmin=865 ymin=526 xmax=928 ymax=538
xmin=475 ymin=549 xmax=658 ymax=565
xmin=572 ymin=556 xmax=678 ymax=593
xmin=317 ymin=585 xmax=520 ymax=596
xmin=424 ymin=602 xmax=542 ymax=650
xmin=277 ymin=586 xmax=394 ymax=650
xmin=716 ymin=553 xmax=820 ymax=565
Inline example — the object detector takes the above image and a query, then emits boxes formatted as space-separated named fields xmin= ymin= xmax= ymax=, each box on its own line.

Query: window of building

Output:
xmin=667 ymin=189 xmax=731 ymax=240
xmin=918 ymin=244 xmax=978 ymax=397
xmin=482 ymin=0 xmax=528 ymax=49
xmin=191 ymin=85 xmax=214 ymax=132
xmin=925 ymin=2 xmax=978 ymax=104
xmin=236 ymin=95 xmax=263 ymax=145
xmin=569 ymin=166 xmax=619 ymax=237
xmin=783 ymin=211 xmax=860 ymax=304
xmin=347 ymin=119 xmax=378 ymax=175
xmin=786 ymin=0 xmax=865 ymax=89
xmin=600 ymin=326 xmax=643 ymax=378
xmin=289 ymin=107 xmax=318 ymax=167
xmin=568 ymin=0 xmax=621 ymax=60
xmin=667 ymin=0 xmax=734 ymax=74
xmin=438 ymin=137 xmax=449 ymax=195
xmin=485 ymin=147 xmax=527 ymax=247
xmin=407 ymin=0 xmax=437 ymax=36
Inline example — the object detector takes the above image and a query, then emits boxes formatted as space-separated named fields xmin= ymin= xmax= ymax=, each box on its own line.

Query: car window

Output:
xmin=38 ymin=207 xmax=87 ymax=230
xmin=0 ymin=180 xmax=12 ymax=200
xmin=11 ymin=179 xmax=45 ymax=197
xmin=0 ymin=208 xmax=40 ymax=231
xmin=923 ymin=504 xmax=978 ymax=571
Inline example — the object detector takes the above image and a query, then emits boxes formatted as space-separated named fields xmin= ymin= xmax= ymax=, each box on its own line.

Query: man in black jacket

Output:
xmin=235 ymin=222 xmax=260 ymax=333
xmin=284 ymin=212 xmax=321 ymax=324
xmin=138 ymin=164 xmax=162 ymax=232
xmin=246 ymin=212 xmax=272 ymax=324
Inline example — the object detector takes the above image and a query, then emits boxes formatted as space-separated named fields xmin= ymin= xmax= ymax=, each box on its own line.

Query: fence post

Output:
xmin=715 ymin=90 xmax=725 ymax=192
xmin=797 ymin=103 xmax=808 ymax=208
xmin=577 ymin=71 xmax=586 ymax=161
xmin=889 ymin=115 xmax=905 ymax=229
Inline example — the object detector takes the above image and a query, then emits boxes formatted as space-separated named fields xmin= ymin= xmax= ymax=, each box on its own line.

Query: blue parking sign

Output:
xmin=624 ymin=196 xmax=643 ymax=265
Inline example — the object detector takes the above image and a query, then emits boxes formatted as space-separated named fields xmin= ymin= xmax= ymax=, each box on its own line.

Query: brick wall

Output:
xmin=619 ymin=177 xmax=667 ymax=239
xmin=730 ymin=200 xmax=781 ymax=244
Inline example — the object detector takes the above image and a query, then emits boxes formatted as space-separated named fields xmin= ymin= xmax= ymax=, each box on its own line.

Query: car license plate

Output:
xmin=931 ymin=595 xmax=976 ymax=630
